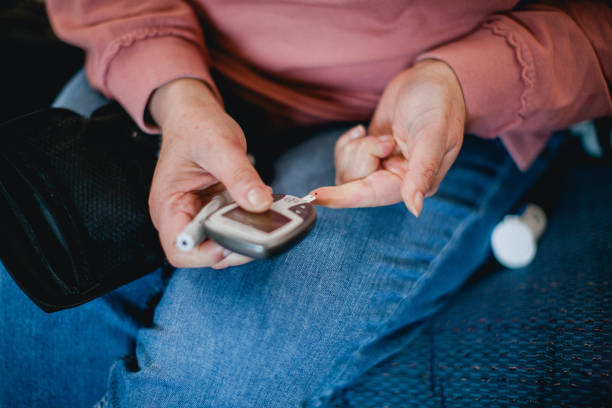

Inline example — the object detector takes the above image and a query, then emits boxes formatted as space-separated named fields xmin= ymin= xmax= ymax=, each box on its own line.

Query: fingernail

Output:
xmin=377 ymin=135 xmax=393 ymax=142
xmin=348 ymin=124 xmax=366 ymax=139
xmin=247 ymin=187 xmax=271 ymax=209
xmin=412 ymin=191 xmax=424 ymax=217
xmin=222 ymin=249 xmax=232 ymax=258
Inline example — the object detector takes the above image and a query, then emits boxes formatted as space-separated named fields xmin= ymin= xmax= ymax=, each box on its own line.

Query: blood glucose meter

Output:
xmin=177 ymin=193 xmax=316 ymax=258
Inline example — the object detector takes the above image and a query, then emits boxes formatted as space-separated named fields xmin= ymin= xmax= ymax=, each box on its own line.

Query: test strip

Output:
xmin=301 ymin=194 xmax=316 ymax=203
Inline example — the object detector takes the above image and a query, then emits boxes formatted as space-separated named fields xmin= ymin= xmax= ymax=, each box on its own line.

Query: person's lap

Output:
xmin=0 ymin=261 xmax=165 ymax=407
xmin=0 ymin=69 xmax=556 ymax=407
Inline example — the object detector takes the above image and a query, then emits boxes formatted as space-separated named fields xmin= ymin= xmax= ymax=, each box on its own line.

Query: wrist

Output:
xmin=149 ymin=78 xmax=221 ymax=129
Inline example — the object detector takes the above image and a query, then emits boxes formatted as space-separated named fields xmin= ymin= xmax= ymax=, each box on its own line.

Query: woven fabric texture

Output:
xmin=330 ymin=164 xmax=612 ymax=408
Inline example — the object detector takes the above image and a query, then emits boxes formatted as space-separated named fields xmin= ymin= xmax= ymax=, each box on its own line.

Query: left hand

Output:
xmin=312 ymin=59 xmax=466 ymax=217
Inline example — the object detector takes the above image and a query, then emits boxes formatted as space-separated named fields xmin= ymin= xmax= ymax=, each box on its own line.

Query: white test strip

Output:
xmin=301 ymin=194 xmax=316 ymax=203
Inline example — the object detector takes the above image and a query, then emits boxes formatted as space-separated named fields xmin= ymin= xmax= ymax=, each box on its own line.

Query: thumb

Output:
xmin=201 ymin=140 xmax=273 ymax=213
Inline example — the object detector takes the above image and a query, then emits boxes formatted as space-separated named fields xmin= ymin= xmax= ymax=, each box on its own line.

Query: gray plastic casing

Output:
xmin=203 ymin=194 xmax=316 ymax=259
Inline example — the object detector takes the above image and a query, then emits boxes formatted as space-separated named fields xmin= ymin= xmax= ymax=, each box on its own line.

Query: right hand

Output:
xmin=148 ymin=78 xmax=273 ymax=269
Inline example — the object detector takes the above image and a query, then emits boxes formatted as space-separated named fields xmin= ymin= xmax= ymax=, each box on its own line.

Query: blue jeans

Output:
xmin=0 ymin=70 xmax=558 ymax=407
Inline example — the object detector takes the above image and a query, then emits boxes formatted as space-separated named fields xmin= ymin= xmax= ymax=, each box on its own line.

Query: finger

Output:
xmin=424 ymin=145 xmax=462 ymax=198
xmin=335 ymin=124 xmax=366 ymax=153
xmin=358 ymin=135 xmax=396 ymax=158
xmin=389 ymin=117 xmax=446 ymax=216
xmin=211 ymin=251 xmax=254 ymax=270
xmin=381 ymin=155 xmax=409 ymax=178
xmin=336 ymin=135 xmax=396 ymax=184
xmin=200 ymin=140 xmax=273 ymax=213
xmin=399 ymin=137 xmax=445 ymax=217
xmin=368 ymin=101 xmax=394 ymax=137
xmin=157 ymin=208 xmax=228 ymax=268
xmin=311 ymin=169 xmax=402 ymax=208
xmin=368 ymin=120 xmax=390 ymax=138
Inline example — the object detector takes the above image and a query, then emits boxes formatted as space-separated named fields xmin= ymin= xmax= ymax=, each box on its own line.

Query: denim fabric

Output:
xmin=1 ymin=71 xmax=558 ymax=407
xmin=51 ymin=69 xmax=108 ymax=117
xmin=329 ymin=163 xmax=612 ymax=407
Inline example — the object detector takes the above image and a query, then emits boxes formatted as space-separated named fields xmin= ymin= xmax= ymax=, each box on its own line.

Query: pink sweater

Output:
xmin=47 ymin=0 xmax=612 ymax=170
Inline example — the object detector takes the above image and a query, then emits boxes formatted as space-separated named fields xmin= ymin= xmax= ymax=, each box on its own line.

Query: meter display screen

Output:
xmin=223 ymin=207 xmax=292 ymax=233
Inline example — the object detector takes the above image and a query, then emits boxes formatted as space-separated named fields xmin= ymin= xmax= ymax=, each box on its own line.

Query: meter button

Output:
xmin=288 ymin=204 xmax=312 ymax=220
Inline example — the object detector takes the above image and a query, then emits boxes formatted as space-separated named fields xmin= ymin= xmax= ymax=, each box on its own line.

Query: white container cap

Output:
xmin=490 ymin=216 xmax=537 ymax=269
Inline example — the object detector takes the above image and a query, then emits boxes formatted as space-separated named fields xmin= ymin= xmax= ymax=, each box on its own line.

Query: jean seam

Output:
xmin=311 ymin=156 xmax=515 ymax=406
xmin=385 ymin=159 xmax=513 ymax=322
xmin=93 ymin=393 xmax=108 ymax=408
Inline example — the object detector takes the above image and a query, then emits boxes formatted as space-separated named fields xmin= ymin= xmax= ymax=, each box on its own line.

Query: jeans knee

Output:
xmin=109 ymin=322 xmax=335 ymax=407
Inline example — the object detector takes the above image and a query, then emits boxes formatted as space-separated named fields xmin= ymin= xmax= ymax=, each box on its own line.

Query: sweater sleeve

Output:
xmin=45 ymin=0 xmax=222 ymax=133
xmin=418 ymin=0 xmax=612 ymax=169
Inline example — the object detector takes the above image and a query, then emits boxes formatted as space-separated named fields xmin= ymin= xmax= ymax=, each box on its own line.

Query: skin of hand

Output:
xmin=148 ymin=78 xmax=273 ymax=269
xmin=312 ymin=59 xmax=466 ymax=217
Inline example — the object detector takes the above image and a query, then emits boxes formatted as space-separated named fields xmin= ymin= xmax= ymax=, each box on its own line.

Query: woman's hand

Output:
xmin=333 ymin=124 xmax=396 ymax=185
xmin=148 ymin=78 xmax=272 ymax=269
xmin=312 ymin=59 xmax=466 ymax=217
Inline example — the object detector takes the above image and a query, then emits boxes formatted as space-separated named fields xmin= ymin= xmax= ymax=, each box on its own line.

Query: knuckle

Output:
xmin=361 ymin=178 xmax=378 ymax=205
xmin=357 ymin=139 xmax=371 ymax=155
xmin=192 ymin=130 xmax=217 ymax=152
xmin=336 ymin=137 xmax=354 ymax=155
xmin=147 ymin=173 xmax=164 ymax=210
xmin=418 ymin=162 xmax=438 ymax=181
xmin=228 ymin=166 xmax=257 ymax=188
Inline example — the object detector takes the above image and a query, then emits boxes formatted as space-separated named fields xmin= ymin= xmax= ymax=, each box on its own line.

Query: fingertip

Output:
xmin=210 ymin=248 xmax=232 ymax=270
xmin=207 ymin=149 xmax=272 ymax=213
xmin=212 ymin=252 xmax=253 ymax=269
xmin=337 ymin=124 xmax=367 ymax=150
xmin=413 ymin=191 xmax=424 ymax=217
xmin=401 ymin=179 xmax=424 ymax=218
xmin=307 ymin=190 xmax=325 ymax=206
xmin=308 ymin=188 xmax=323 ymax=204
xmin=309 ymin=187 xmax=339 ymax=207
xmin=310 ymin=183 xmax=367 ymax=208
xmin=348 ymin=124 xmax=366 ymax=139
xmin=244 ymin=186 xmax=273 ymax=212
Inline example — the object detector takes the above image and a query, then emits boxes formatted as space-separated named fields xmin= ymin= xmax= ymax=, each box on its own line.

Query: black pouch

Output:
xmin=0 ymin=104 xmax=163 ymax=312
